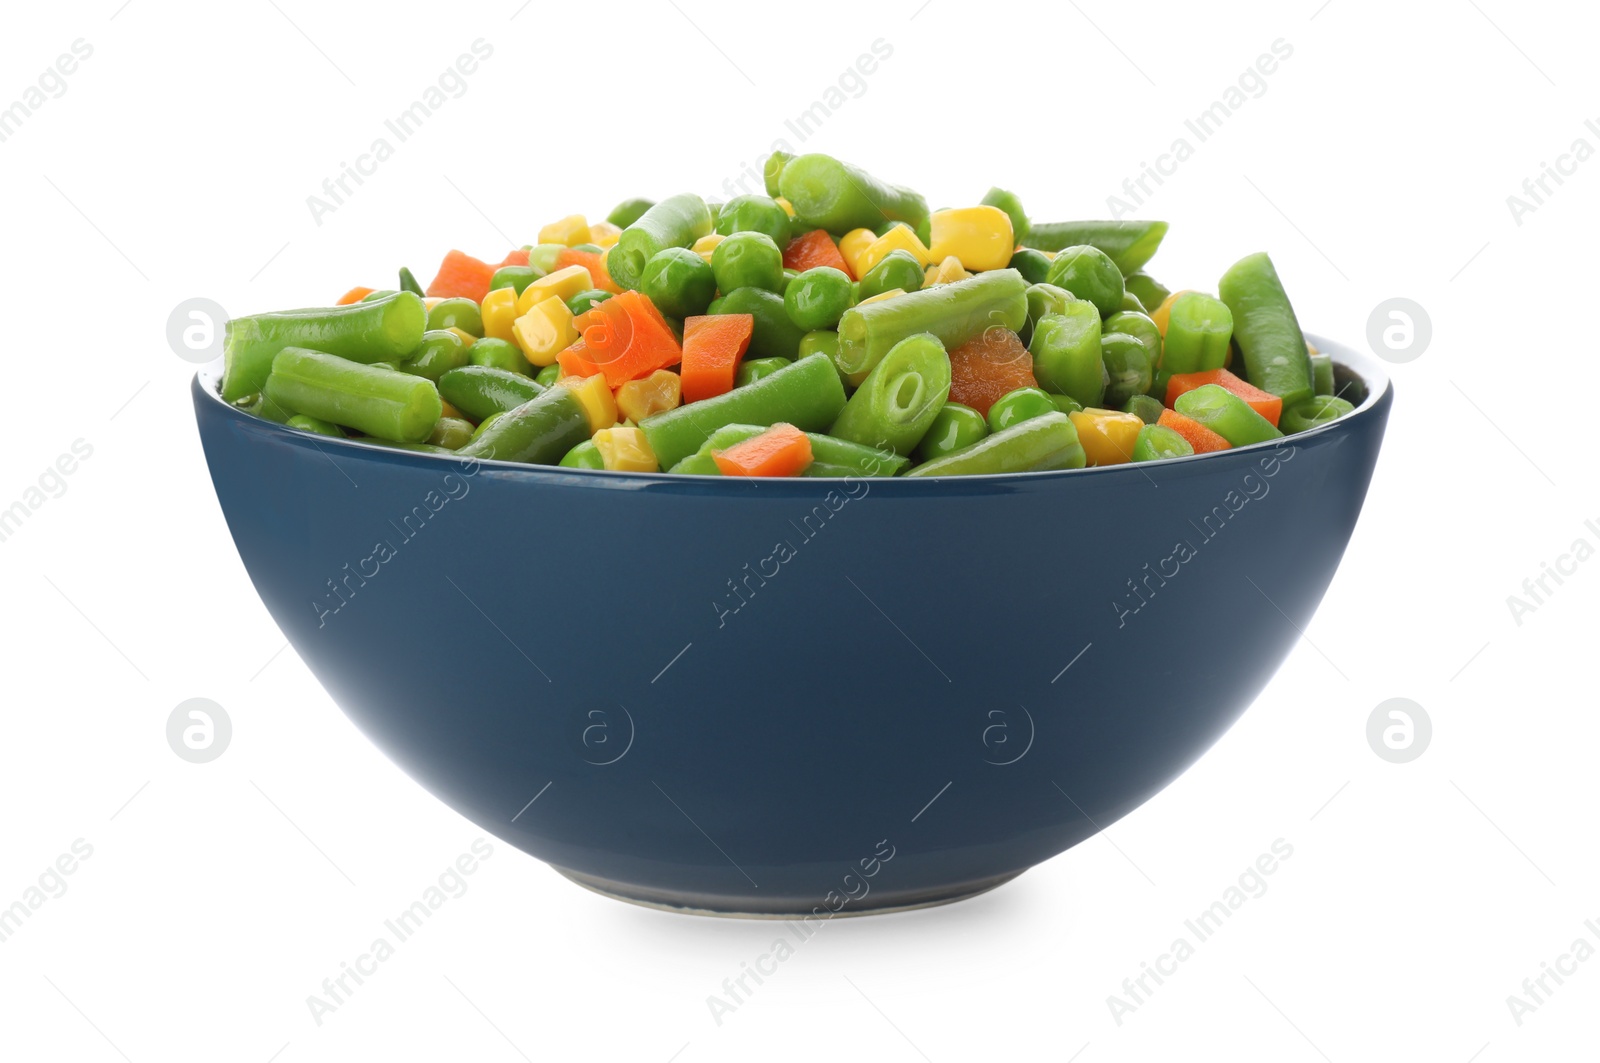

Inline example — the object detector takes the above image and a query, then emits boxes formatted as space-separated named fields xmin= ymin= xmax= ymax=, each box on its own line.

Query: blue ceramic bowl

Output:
xmin=194 ymin=336 xmax=1390 ymax=916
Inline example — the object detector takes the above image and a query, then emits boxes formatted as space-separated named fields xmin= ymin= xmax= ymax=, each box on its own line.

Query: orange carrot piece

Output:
xmin=556 ymin=339 xmax=603 ymax=379
xmin=1165 ymin=368 xmax=1282 ymax=427
xmin=783 ymin=229 xmax=853 ymax=278
xmin=426 ymin=249 xmax=497 ymax=303
xmin=500 ymin=248 xmax=530 ymax=268
xmin=556 ymin=247 xmax=621 ymax=294
xmin=572 ymin=291 xmax=682 ymax=386
xmin=1158 ymin=409 xmax=1232 ymax=454
xmin=679 ymin=314 xmax=755 ymax=404
xmin=713 ymin=423 xmax=813 ymax=477
xmin=336 ymin=286 xmax=374 ymax=305
xmin=947 ymin=328 xmax=1037 ymax=416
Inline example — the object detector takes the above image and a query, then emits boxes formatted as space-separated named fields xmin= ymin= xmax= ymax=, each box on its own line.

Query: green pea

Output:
xmin=1045 ymin=245 xmax=1125 ymax=317
xmin=857 ymin=249 xmax=926 ymax=302
xmin=470 ymin=336 xmax=533 ymax=377
xmin=711 ymin=231 xmax=785 ymax=294
xmin=980 ymin=187 xmax=1030 ymax=244
xmin=606 ymin=197 xmax=655 ymax=228
xmin=1119 ymin=291 xmax=1146 ymax=313
xmin=400 ymin=329 xmax=471 ymax=382
xmin=797 ymin=330 xmax=839 ymax=362
xmin=640 ymin=247 xmax=716 ymax=319
xmin=1046 ymin=393 xmax=1083 ymax=415
xmin=986 ymin=387 xmax=1058 ymax=433
xmin=1100 ymin=332 xmax=1154 ymax=408
xmin=714 ymin=194 xmax=792 ymax=247
xmin=286 ymin=414 xmax=343 ymax=437
xmin=470 ymin=411 xmax=505 ymax=441
xmin=534 ymin=364 xmax=561 ymax=387
xmin=735 ymin=357 xmax=791 ymax=387
xmin=1121 ymin=393 xmax=1165 ymax=425
xmin=915 ymin=402 xmax=987 ymax=463
xmin=1124 ymin=271 xmax=1171 ymax=315
xmin=527 ymin=243 xmax=567 ymax=273
xmin=428 ymin=416 xmax=476 ymax=450
xmin=1103 ymin=311 xmax=1163 ymax=375
xmin=1008 ymin=248 xmax=1053 ymax=285
xmin=1131 ymin=423 xmax=1194 ymax=462
xmin=426 ymin=297 xmax=484 ymax=337
xmin=488 ymin=265 xmax=545 ymax=296
xmin=1280 ymin=395 xmax=1354 ymax=434
xmin=706 ymin=287 xmax=805 ymax=360
xmin=559 ymin=439 xmax=606 ymax=468
xmin=567 ymin=289 xmax=613 ymax=317
xmin=783 ymin=267 xmax=853 ymax=331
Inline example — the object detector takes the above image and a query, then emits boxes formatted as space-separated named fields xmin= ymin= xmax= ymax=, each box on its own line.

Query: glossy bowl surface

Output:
xmin=194 ymin=336 xmax=1390 ymax=916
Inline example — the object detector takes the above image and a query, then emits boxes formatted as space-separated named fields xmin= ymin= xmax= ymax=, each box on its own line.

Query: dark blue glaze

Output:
xmin=193 ymin=337 xmax=1390 ymax=916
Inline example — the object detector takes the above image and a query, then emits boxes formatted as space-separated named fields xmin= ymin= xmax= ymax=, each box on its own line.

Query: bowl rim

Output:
xmin=193 ymin=331 xmax=1391 ymax=486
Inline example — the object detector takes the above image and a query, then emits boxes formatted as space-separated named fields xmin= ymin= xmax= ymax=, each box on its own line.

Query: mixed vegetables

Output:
xmin=220 ymin=153 xmax=1357 ymax=477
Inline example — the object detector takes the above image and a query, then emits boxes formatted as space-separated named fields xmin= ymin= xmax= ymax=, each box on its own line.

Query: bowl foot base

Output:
xmin=551 ymin=866 xmax=1025 ymax=918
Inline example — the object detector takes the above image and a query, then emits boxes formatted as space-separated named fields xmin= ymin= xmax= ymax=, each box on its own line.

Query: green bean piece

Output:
xmin=1280 ymin=395 xmax=1354 ymax=434
xmin=1217 ymin=252 xmax=1314 ymax=407
xmin=559 ymin=439 xmax=606 ymax=469
xmin=1159 ymin=292 xmax=1233 ymax=392
xmin=1174 ymin=383 xmax=1284 ymax=446
xmin=641 ymin=353 xmax=847 ymax=469
xmin=470 ymin=411 xmax=504 ymax=441
xmin=1101 ymin=333 xmax=1154 ymax=408
xmin=1121 ymin=393 xmax=1165 ymax=425
xmin=606 ymin=197 xmax=656 ymax=229
xmin=527 ymin=243 xmax=567 ymax=273
xmin=675 ymin=423 xmax=907 ymax=477
xmin=1131 ymin=423 xmax=1195 ymax=462
xmin=1047 ymin=393 xmax=1084 ymax=415
xmin=711 ymin=231 xmax=785 ymax=294
xmin=534 ymin=364 xmax=561 ymax=388
xmin=1008 ymin=248 xmax=1053 ymax=285
xmin=264 ymin=347 xmax=442 ymax=443
xmin=857 ymin=250 xmax=926 ymax=302
xmin=778 ymin=153 xmax=929 ymax=236
xmin=609 ymin=193 xmax=714 ymax=290
xmin=980 ymin=187 xmax=1030 ymax=244
xmin=454 ymin=387 xmax=591 ymax=465
xmin=987 ymin=387 xmax=1058 ymax=433
xmin=1045 ymin=245 xmax=1125 ymax=318
xmin=641 ymin=247 xmax=717 ymax=319
xmin=351 ymin=438 xmax=453 ymax=454
xmin=707 ymin=287 xmax=807 ymax=361
xmin=360 ymin=289 xmax=399 ymax=302
xmin=368 ymin=362 xmax=400 ymax=373
xmin=1124 ymin=272 xmax=1170 ymax=313
xmin=714 ymin=194 xmax=792 ymax=247
xmin=797 ymin=331 xmax=838 ymax=363
xmin=489 ymin=264 xmax=544 ymax=296
xmin=829 ymin=333 xmax=951 ymax=456
xmin=1022 ymin=220 xmax=1169 ymax=274
xmin=567 ymin=289 xmax=613 ymax=317
xmin=783 ymin=267 xmax=854 ymax=331
xmin=668 ymin=452 xmax=721 ymax=475
xmin=1120 ymin=292 xmax=1146 ymax=313
xmin=835 ymin=268 xmax=1027 ymax=386
xmin=1310 ymin=352 xmax=1335 ymax=396
xmin=735 ymin=357 xmax=792 ymax=387
xmin=438 ymin=366 xmax=544 ymax=422
xmin=1022 ymin=282 xmax=1075 ymax=345
xmin=427 ymin=296 xmax=484 ymax=337
xmin=915 ymin=403 xmax=988 ymax=463
xmin=286 ymin=414 xmax=343 ymax=437
xmin=571 ymin=243 xmax=603 ymax=254
xmin=1029 ymin=304 xmax=1105 ymax=407
xmin=906 ymin=412 xmax=1085 ymax=477
xmin=428 ymin=417 xmax=476 ymax=450
xmin=400 ymin=329 xmax=471 ymax=382
xmin=222 ymin=291 xmax=427 ymax=402
xmin=763 ymin=152 xmax=793 ymax=198
xmin=469 ymin=337 xmax=533 ymax=377
xmin=398 ymin=267 xmax=424 ymax=296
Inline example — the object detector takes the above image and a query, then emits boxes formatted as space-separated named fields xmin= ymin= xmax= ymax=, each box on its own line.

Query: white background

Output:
xmin=2 ymin=1 xmax=1595 ymax=1060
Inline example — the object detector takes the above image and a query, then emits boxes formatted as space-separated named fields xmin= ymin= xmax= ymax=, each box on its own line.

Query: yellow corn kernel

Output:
xmin=538 ymin=214 xmax=591 ymax=247
xmin=615 ymin=369 xmax=682 ymax=423
xmin=692 ymin=233 xmax=725 ymax=263
xmin=774 ymin=196 xmax=797 ymax=218
xmin=423 ymin=296 xmax=446 ymax=311
xmin=1306 ymin=339 xmax=1320 ymax=356
xmin=1070 ymin=409 xmax=1143 ymax=466
xmin=838 ymin=227 xmax=878 ymax=278
xmin=517 ymin=264 xmax=593 ymax=316
xmin=858 ymin=288 xmax=906 ymax=305
xmin=923 ymin=255 xmax=970 ymax=288
xmin=481 ymin=286 xmax=520 ymax=342
xmin=592 ymin=426 xmax=659 ymax=472
xmin=439 ymin=400 xmax=464 ymax=420
xmin=928 ymin=206 xmax=1015 ymax=273
xmin=444 ymin=326 xmax=477 ymax=348
xmin=556 ymin=374 xmax=618 ymax=433
xmin=588 ymin=220 xmax=622 ymax=248
xmin=859 ymin=225 xmax=931 ymax=277
xmin=512 ymin=296 xmax=579 ymax=367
